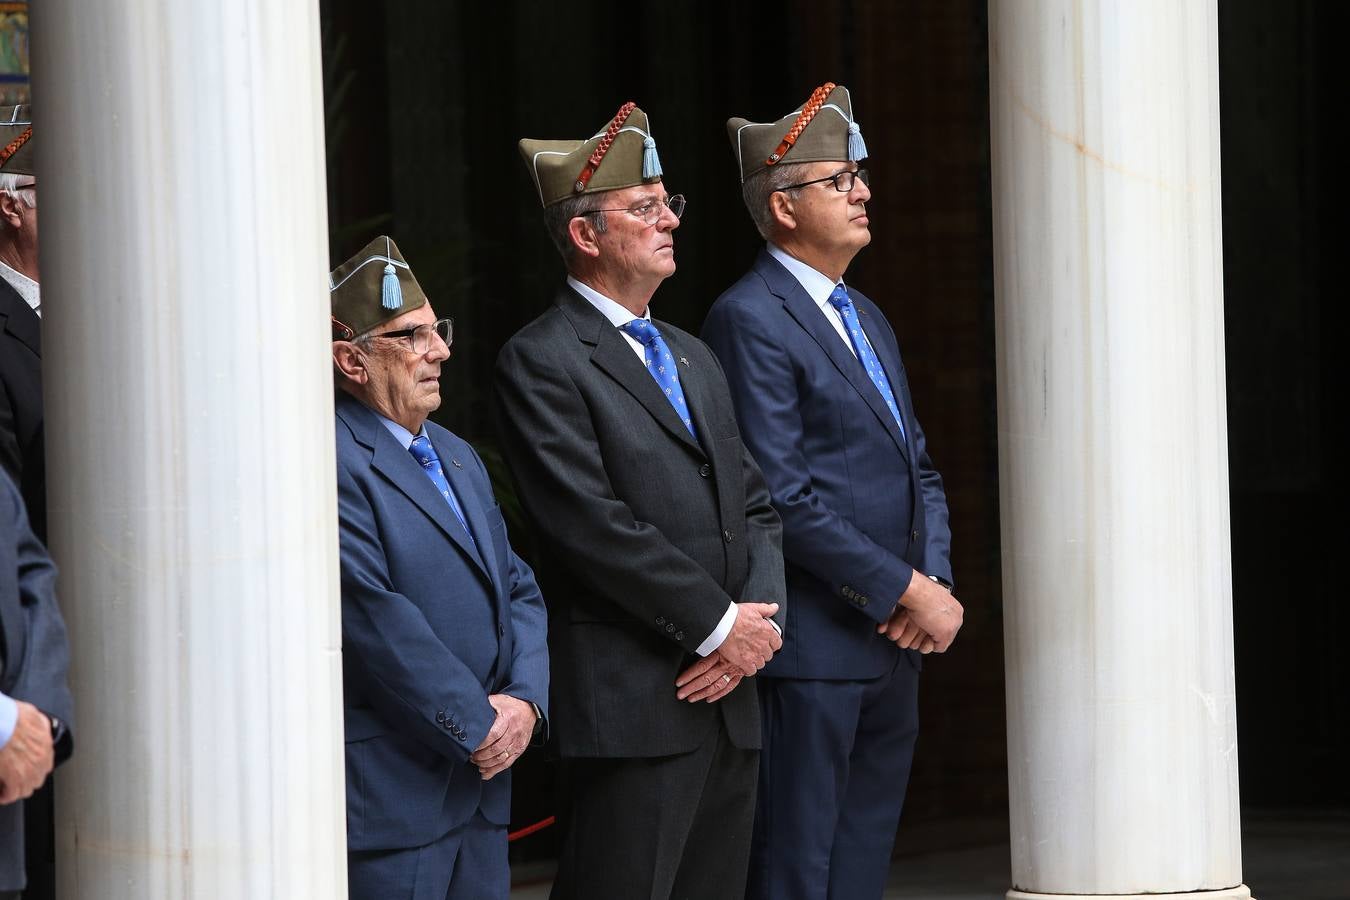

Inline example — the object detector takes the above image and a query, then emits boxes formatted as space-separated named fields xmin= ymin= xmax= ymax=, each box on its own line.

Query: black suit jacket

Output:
xmin=0 ymin=468 xmax=72 ymax=891
xmin=0 ymin=282 xmax=43 ymax=544
xmin=494 ymin=285 xmax=785 ymax=759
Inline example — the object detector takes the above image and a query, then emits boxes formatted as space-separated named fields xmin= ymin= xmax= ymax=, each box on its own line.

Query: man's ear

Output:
xmin=768 ymin=191 xmax=797 ymax=233
xmin=567 ymin=215 xmax=603 ymax=259
xmin=332 ymin=341 xmax=369 ymax=385
xmin=0 ymin=192 xmax=23 ymax=229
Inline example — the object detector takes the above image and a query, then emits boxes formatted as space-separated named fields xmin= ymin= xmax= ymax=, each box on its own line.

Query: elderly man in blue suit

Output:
xmin=330 ymin=236 xmax=548 ymax=900
xmin=702 ymin=84 xmax=965 ymax=900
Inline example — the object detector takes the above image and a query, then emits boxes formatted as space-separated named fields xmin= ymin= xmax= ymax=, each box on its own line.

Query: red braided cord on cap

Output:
xmin=765 ymin=82 xmax=835 ymax=166
xmin=574 ymin=101 xmax=637 ymax=193
xmin=0 ymin=125 xmax=32 ymax=168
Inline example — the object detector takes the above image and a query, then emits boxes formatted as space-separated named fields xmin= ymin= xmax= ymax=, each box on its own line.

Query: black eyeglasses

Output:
xmin=363 ymin=317 xmax=454 ymax=355
xmin=778 ymin=168 xmax=868 ymax=194
xmin=580 ymin=194 xmax=687 ymax=226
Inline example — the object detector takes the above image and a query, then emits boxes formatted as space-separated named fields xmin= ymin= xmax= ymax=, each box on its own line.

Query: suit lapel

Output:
xmin=0 ymin=282 xmax=40 ymax=356
xmin=338 ymin=397 xmax=491 ymax=583
xmin=558 ymin=287 xmax=704 ymax=456
xmin=432 ymin=437 xmax=502 ymax=599
xmin=757 ymin=252 xmax=909 ymax=463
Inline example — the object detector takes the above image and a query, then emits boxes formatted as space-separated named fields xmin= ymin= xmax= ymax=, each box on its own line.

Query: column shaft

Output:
xmin=30 ymin=1 xmax=347 ymax=896
xmin=989 ymin=1 xmax=1246 ymax=896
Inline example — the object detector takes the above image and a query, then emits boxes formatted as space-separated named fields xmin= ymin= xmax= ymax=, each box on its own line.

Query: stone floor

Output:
xmin=509 ymin=809 xmax=1350 ymax=899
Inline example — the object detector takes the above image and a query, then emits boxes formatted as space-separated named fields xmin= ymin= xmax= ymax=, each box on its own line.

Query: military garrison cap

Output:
xmin=519 ymin=101 xmax=665 ymax=207
xmin=727 ymin=83 xmax=868 ymax=182
xmin=0 ymin=105 xmax=34 ymax=175
xmin=329 ymin=236 xmax=429 ymax=340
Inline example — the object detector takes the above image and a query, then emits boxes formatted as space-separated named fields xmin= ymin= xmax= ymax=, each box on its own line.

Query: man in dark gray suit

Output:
xmin=0 ymin=468 xmax=72 ymax=900
xmin=496 ymin=101 xmax=786 ymax=900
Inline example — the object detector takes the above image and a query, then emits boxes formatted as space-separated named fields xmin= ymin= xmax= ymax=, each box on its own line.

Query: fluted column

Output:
xmin=988 ymin=2 xmax=1250 ymax=897
xmin=30 ymin=1 xmax=347 ymax=896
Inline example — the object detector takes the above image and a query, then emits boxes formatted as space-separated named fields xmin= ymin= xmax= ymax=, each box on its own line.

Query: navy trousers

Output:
xmin=748 ymin=653 xmax=921 ymax=900
xmin=348 ymin=810 xmax=507 ymax=900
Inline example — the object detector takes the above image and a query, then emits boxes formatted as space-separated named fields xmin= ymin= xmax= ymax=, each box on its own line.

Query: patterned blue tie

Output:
xmin=408 ymin=434 xmax=475 ymax=545
xmin=828 ymin=285 xmax=907 ymax=442
xmin=619 ymin=318 xmax=698 ymax=439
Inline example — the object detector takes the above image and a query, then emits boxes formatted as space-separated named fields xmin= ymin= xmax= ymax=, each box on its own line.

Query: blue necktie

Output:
xmin=408 ymin=434 xmax=475 ymax=545
xmin=829 ymin=285 xmax=907 ymax=442
xmin=619 ymin=318 xmax=698 ymax=439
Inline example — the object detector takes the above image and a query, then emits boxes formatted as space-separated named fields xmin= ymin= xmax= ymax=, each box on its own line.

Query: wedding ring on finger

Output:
xmin=721 ymin=674 xmax=732 ymax=685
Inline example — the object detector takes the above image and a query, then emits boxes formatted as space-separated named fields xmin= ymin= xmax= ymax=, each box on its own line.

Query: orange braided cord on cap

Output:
xmin=765 ymin=82 xmax=836 ymax=166
xmin=574 ymin=101 xmax=637 ymax=193
xmin=0 ymin=125 xmax=32 ymax=168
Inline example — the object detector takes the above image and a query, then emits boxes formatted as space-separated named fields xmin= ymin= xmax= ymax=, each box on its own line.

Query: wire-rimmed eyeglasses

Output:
xmin=362 ymin=317 xmax=454 ymax=355
xmin=580 ymin=194 xmax=687 ymax=226
xmin=779 ymin=168 xmax=869 ymax=194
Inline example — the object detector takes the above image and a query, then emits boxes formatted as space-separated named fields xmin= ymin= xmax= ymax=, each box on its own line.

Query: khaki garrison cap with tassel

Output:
xmin=0 ymin=105 xmax=34 ymax=175
xmin=727 ymin=82 xmax=868 ymax=182
xmin=329 ymin=235 xmax=430 ymax=341
xmin=519 ymin=101 xmax=665 ymax=207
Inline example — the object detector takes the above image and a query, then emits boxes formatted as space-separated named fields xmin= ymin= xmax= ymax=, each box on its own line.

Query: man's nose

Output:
xmin=850 ymin=178 xmax=871 ymax=203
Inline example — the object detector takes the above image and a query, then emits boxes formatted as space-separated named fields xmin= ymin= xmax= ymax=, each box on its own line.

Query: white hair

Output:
xmin=0 ymin=172 xmax=35 ymax=208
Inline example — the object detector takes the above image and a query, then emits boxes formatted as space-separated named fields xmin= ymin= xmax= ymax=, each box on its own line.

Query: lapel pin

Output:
xmin=679 ymin=357 xmax=690 ymax=367
xmin=450 ymin=458 xmax=463 ymax=468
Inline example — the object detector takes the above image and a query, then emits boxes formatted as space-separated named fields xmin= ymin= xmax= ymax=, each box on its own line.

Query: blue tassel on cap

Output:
xmin=642 ymin=135 xmax=663 ymax=179
xmin=381 ymin=262 xmax=402 ymax=310
xmin=847 ymin=121 xmax=868 ymax=162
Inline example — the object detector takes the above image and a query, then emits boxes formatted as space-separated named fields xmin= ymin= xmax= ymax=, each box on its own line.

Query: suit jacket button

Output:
xmin=912 ymin=530 xmax=920 ymax=541
xmin=666 ymin=623 xmax=676 ymax=633
xmin=675 ymin=631 xmax=685 ymax=641
xmin=436 ymin=711 xmax=446 ymax=724
xmin=498 ymin=623 xmax=506 ymax=637
xmin=656 ymin=616 xmax=666 ymax=625
xmin=699 ymin=464 xmax=711 ymax=478
xmin=858 ymin=597 xmax=869 ymax=607
xmin=457 ymin=732 xmax=466 ymax=741
xmin=723 ymin=530 xmax=735 ymax=543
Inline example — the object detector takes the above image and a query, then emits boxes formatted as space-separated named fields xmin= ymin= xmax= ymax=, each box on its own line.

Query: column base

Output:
xmin=1009 ymin=887 xmax=1252 ymax=900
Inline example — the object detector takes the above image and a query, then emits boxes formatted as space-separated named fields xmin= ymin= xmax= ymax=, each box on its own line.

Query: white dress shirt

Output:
xmin=766 ymin=242 xmax=882 ymax=359
xmin=0 ymin=259 xmax=39 ymax=316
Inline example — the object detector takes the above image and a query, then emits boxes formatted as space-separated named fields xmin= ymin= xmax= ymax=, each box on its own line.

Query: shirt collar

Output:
xmin=0 ymin=259 xmax=40 ymax=314
xmin=567 ymin=275 xmax=652 ymax=327
xmin=376 ymin=414 xmax=426 ymax=451
xmin=766 ymin=243 xmax=843 ymax=311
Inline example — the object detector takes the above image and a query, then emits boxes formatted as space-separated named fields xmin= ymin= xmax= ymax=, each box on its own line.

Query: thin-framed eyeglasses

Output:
xmin=579 ymin=193 xmax=686 ymax=226
xmin=362 ymin=317 xmax=454 ymax=355
xmin=778 ymin=168 xmax=868 ymax=194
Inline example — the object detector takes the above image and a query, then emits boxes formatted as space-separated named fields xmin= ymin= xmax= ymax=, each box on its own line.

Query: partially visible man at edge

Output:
xmin=331 ymin=236 xmax=548 ymax=900
xmin=0 ymin=107 xmax=43 ymax=544
xmin=703 ymin=83 xmax=963 ymax=900
xmin=495 ymin=102 xmax=785 ymax=900
xmin=0 ymin=106 xmax=61 ymax=900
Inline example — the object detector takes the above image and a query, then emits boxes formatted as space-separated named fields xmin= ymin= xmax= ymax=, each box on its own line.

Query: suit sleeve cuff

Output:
xmin=0 ymin=692 xmax=17 ymax=749
xmin=695 ymin=602 xmax=738 ymax=657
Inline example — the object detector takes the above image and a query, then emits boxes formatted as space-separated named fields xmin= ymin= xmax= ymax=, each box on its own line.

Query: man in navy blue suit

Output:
xmin=703 ymin=83 xmax=965 ymax=900
xmin=331 ymin=236 xmax=548 ymax=900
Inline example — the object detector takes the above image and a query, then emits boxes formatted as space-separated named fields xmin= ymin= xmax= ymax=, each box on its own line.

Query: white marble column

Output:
xmin=29 ymin=1 xmax=347 ymax=897
xmin=989 ymin=2 xmax=1249 ymax=898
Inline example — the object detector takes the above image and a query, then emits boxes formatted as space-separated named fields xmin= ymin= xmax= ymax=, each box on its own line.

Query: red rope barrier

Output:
xmin=508 ymin=815 xmax=556 ymax=842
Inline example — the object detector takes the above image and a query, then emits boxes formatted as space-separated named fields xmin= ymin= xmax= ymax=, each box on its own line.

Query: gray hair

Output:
xmin=542 ymin=191 xmax=609 ymax=267
xmin=0 ymin=172 xmax=35 ymax=209
xmin=741 ymin=163 xmax=807 ymax=241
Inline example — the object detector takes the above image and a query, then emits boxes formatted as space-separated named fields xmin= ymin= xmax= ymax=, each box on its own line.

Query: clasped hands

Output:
xmin=469 ymin=694 xmax=536 ymax=781
xmin=0 ymin=700 xmax=55 ymax=805
xmin=877 ymin=570 xmax=964 ymax=654
xmin=675 ymin=601 xmax=780 ymax=704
